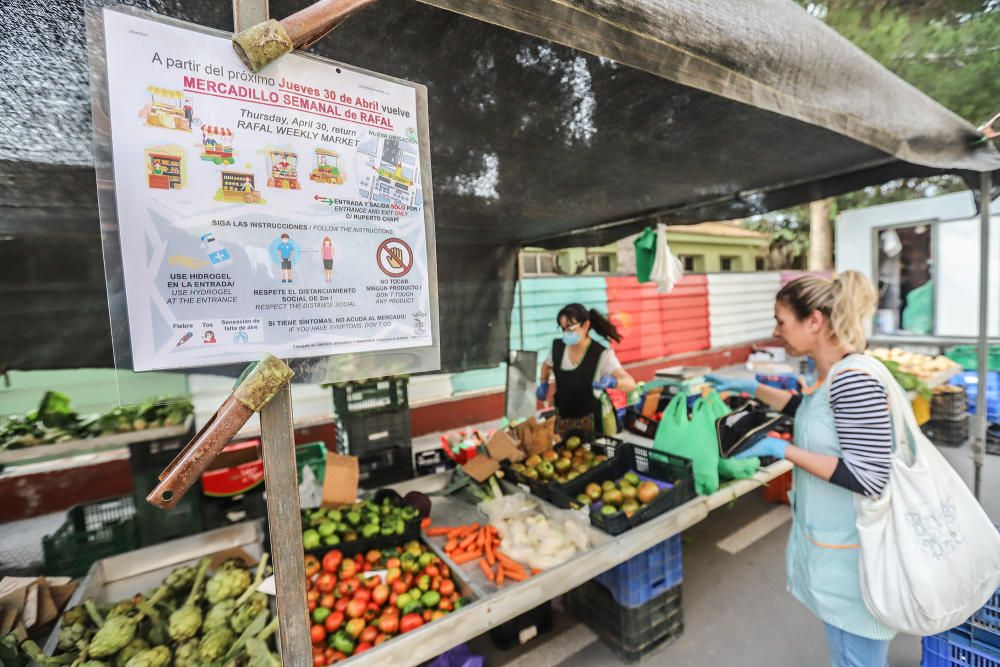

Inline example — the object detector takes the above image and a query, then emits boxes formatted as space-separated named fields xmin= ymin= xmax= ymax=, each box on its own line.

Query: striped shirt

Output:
xmin=783 ymin=369 xmax=892 ymax=496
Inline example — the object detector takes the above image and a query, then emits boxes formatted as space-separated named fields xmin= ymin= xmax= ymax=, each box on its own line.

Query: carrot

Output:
xmin=485 ymin=539 xmax=495 ymax=566
xmin=451 ymin=550 xmax=482 ymax=565
xmin=495 ymin=565 xmax=505 ymax=586
xmin=503 ymin=567 xmax=527 ymax=582
xmin=444 ymin=539 xmax=458 ymax=553
xmin=495 ymin=551 xmax=520 ymax=570
xmin=458 ymin=532 xmax=478 ymax=550
xmin=479 ymin=558 xmax=495 ymax=582
xmin=424 ymin=526 xmax=452 ymax=537
xmin=420 ymin=517 xmax=432 ymax=530
xmin=531 ymin=568 xmax=541 ymax=575
xmin=497 ymin=556 xmax=526 ymax=578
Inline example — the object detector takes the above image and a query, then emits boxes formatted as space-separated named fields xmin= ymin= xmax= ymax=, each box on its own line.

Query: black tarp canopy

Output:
xmin=2 ymin=0 xmax=998 ymax=372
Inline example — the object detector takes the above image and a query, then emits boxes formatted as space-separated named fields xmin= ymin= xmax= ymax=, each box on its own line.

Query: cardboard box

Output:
xmin=322 ymin=453 xmax=359 ymax=507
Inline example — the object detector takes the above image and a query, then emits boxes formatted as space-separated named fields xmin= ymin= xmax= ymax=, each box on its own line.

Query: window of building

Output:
xmin=756 ymin=257 xmax=766 ymax=271
xmin=720 ymin=256 xmax=741 ymax=272
xmin=876 ymin=225 xmax=932 ymax=335
xmin=588 ymin=252 xmax=615 ymax=274
xmin=521 ymin=252 xmax=555 ymax=275
xmin=679 ymin=255 xmax=704 ymax=272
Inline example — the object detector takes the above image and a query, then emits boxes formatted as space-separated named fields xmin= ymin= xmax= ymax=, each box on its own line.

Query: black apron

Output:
xmin=552 ymin=338 xmax=605 ymax=432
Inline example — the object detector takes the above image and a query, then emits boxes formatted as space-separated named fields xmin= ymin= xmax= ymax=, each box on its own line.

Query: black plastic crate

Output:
xmin=127 ymin=427 xmax=193 ymax=476
xmin=489 ymin=602 xmax=554 ymax=650
xmin=622 ymin=408 xmax=661 ymax=440
xmin=922 ymin=417 xmax=970 ymax=447
xmin=550 ymin=443 xmax=695 ymax=535
xmin=358 ymin=444 xmax=414 ymax=488
xmin=337 ymin=410 xmax=411 ymax=456
xmin=43 ymin=496 xmax=136 ymax=578
xmin=131 ymin=470 xmax=203 ymax=547
xmin=567 ymin=579 xmax=683 ymax=663
xmin=414 ymin=447 xmax=455 ymax=476
xmin=989 ymin=424 xmax=1000 ymax=456
xmin=932 ymin=387 xmax=969 ymax=422
xmin=201 ymin=487 xmax=268 ymax=530
xmin=332 ymin=377 xmax=408 ymax=417
xmin=500 ymin=430 xmax=620 ymax=501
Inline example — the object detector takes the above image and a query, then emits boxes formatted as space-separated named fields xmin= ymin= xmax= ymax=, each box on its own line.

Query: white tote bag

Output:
xmin=854 ymin=359 xmax=1000 ymax=636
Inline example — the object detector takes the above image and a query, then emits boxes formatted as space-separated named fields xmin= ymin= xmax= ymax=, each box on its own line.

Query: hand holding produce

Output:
xmin=732 ymin=436 xmax=788 ymax=461
xmin=705 ymin=375 xmax=758 ymax=396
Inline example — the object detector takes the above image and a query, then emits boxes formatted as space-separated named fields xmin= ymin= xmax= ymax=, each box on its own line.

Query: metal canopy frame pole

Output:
xmin=973 ymin=170 xmax=992 ymax=500
xmin=232 ymin=2 xmax=311 ymax=662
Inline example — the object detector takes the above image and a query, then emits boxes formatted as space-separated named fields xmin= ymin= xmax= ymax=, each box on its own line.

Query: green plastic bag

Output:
xmin=901 ymin=280 xmax=933 ymax=335
xmin=653 ymin=393 xmax=719 ymax=495
xmin=693 ymin=391 xmax=761 ymax=481
xmin=633 ymin=227 xmax=657 ymax=283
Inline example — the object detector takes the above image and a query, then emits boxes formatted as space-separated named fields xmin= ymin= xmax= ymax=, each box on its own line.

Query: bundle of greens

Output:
xmin=0 ymin=393 xmax=193 ymax=451
xmin=877 ymin=359 xmax=932 ymax=400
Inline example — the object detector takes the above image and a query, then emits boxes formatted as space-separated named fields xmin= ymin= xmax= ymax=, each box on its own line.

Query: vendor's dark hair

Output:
xmin=557 ymin=303 xmax=622 ymax=343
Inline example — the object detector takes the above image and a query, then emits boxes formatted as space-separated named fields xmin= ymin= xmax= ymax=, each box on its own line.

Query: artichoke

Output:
xmin=167 ymin=557 xmax=211 ymax=641
xmin=87 ymin=586 xmax=167 ymax=658
xmin=231 ymin=593 xmax=269 ymax=634
xmin=206 ymin=567 xmax=251 ymax=604
xmin=198 ymin=626 xmax=235 ymax=663
xmin=123 ymin=646 xmax=171 ymax=667
xmin=79 ymin=662 xmax=110 ymax=667
xmin=173 ymin=638 xmax=200 ymax=667
xmin=246 ymin=636 xmax=280 ymax=667
xmin=164 ymin=565 xmax=196 ymax=595
xmin=114 ymin=639 xmax=149 ymax=667
xmin=203 ymin=599 xmax=236 ymax=633
xmin=218 ymin=557 xmax=249 ymax=571
xmin=61 ymin=605 xmax=89 ymax=627
xmin=57 ymin=620 xmax=87 ymax=651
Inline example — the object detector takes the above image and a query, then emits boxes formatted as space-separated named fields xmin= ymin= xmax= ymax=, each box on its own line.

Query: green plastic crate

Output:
xmin=297 ymin=441 xmax=327 ymax=484
xmin=946 ymin=345 xmax=1000 ymax=372
xmin=42 ymin=496 xmax=136 ymax=577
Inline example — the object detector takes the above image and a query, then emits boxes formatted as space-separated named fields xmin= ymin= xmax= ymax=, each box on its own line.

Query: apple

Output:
xmin=541 ymin=450 xmax=559 ymax=462
xmin=525 ymin=454 xmax=542 ymax=468
xmin=585 ymin=483 xmax=603 ymax=501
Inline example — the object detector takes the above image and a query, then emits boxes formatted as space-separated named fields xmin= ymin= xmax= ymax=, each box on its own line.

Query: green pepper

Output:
xmin=309 ymin=509 xmax=326 ymax=523
xmin=396 ymin=593 xmax=412 ymax=610
xmin=346 ymin=511 xmax=361 ymax=526
xmin=417 ymin=575 xmax=430 ymax=592
xmin=336 ymin=523 xmax=349 ymax=534
xmin=313 ymin=607 xmax=331 ymax=624
xmin=327 ymin=509 xmax=342 ymax=523
xmin=395 ymin=519 xmax=405 ymax=534
xmin=318 ymin=521 xmax=337 ymax=537
xmin=323 ymin=534 xmax=341 ymax=546
xmin=402 ymin=506 xmax=419 ymax=520
xmin=330 ymin=631 xmax=355 ymax=655
xmin=402 ymin=600 xmax=424 ymax=616
xmin=361 ymin=524 xmax=379 ymax=539
xmin=302 ymin=529 xmax=321 ymax=550
xmin=420 ymin=591 xmax=441 ymax=608
xmin=381 ymin=525 xmax=396 ymax=536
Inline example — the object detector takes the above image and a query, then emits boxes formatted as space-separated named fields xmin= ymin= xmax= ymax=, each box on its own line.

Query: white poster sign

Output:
xmin=97 ymin=9 xmax=435 ymax=372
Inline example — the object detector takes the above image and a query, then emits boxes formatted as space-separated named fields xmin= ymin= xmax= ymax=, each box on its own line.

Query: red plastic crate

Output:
xmin=762 ymin=470 xmax=792 ymax=504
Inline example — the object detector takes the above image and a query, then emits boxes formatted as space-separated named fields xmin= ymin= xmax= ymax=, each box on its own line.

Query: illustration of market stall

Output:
xmin=8 ymin=1 xmax=1000 ymax=667
xmin=266 ymin=149 xmax=301 ymax=189
xmin=200 ymin=126 xmax=235 ymax=164
xmin=216 ymin=170 xmax=263 ymax=203
xmin=309 ymin=148 xmax=345 ymax=184
xmin=144 ymin=147 xmax=184 ymax=189
xmin=143 ymin=86 xmax=191 ymax=131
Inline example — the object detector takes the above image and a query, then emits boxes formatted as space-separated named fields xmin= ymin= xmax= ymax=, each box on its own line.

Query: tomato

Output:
xmin=305 ymin=555 xmax=321 ymax=578
xmin=320 ymin=593 xmax=336 ymax=609
xmin=391 ymin=580 xmax=409 ymax=595
xmin=364 ymin=575 xmax=380 ymax=589
xmin=346 ymin=598 xmax=367 ymax=619
xmin=439 ymin=564 xmax=450 ymax=579
xmin=308 ymin=600 xmax=317 ymax=613
xmin=400 ymin=613 xmax=424 ymax=633
xmin=311 ymin=624 xmax=327 ymax=644
xmin=386 ymin=557 xmax=401 ymax=570
xmin=431 ymin=610 xmax=447 ymax=621
xmin=374 ymin=632 xmax=390 ymax=646
xmin=372 ymin=584 xmax=389 ymax=606
xmin=325 ymin=610 xmax=345 ymax=633
xmin=353 ymin=588 xmax=371 ymax=604
xmin=316 ymin=573 xmax=337 ymax=594
xmin=438 ymin=579 xmax=455 ymax=597
xmin=385 ymin=567 xmax=401 ymax=584
xmin=438 ymin=598 xmax=453 ymax=612
xmin=424 ymin=565 xmax=440 ymax=578
xmin=355 ymin=642 xmax=373 ymax=655
xmin=383 ymin=605 xmax=399 ymax=617
xmin=308 ymin=590 xmax=321 ymax=602
xmin=322 ymin=550 xmax=343 ymax=574
xmin=338 ymin=579 xmax=360 ymax=597
xmin=313 ymin=655 xmax=326 ymax=667
xmin=334 ymin=598 xmax=349 ymax=613
xmin=378 ymin=615 xmax=399 ymax=634
xmin=431 ymin=577 xmax=441 ymax=592
xmin=340 ymin=559 xmax=358 ymax=579
xmin=360 ymin=625 xmax=378 ymax=644
xmin=422 ymin=610 xmax=432 ymax=622
xmin=366 ymin=549 xmax=381 ymax=564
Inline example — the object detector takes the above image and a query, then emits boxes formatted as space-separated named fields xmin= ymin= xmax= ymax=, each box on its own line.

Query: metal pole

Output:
xmin=973 ymin=170 xmax=992 ymax=500
xmin=232 ymin=2 xmax=311 ymax=662
xmin=517 ymin=246 xmax=525 ymax=351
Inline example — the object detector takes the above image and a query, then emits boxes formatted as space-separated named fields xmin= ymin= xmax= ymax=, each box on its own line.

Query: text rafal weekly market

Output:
xmin=95 ymin=7 xmax=435 ymax=372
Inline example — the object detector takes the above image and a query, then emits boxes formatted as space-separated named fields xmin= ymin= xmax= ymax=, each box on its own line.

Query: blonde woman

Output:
xmin=707 ymin=272 xmax=899 ymax=667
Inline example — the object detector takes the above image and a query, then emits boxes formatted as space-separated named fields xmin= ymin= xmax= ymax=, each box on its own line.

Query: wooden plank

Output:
xmin=259 ymin=384 xmax=311 ymax=662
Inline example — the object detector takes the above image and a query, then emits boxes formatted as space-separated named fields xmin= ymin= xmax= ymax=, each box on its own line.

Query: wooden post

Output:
xmin=808 ymin=197 xmax=834 ymax=271
xmin=232 ymin=4 xmax=311 ymax=662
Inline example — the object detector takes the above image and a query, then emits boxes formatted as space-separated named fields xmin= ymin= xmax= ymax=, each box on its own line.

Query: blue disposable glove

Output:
xmin=535 ymin=382 xmax=549 ymax=401
xmin=705 ymin=374 xmax=758 ymax=395
xmin=593 ymin=375 xmax=618 ymax=390
xmin=733 ymin=436 xmax=789 ymax=460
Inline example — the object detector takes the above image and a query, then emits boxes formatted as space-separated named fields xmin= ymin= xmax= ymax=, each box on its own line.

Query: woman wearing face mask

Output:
xmin=536 ymin=303 xmax=637 ymax=433
xmin=706 ymin=272 xmax=898 ymax=667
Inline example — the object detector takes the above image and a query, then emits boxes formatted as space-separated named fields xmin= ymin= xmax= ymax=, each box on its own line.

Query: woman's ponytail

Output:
xmin=588 ymin=308 xmax=623 ymax=343
xmin=829 ymin=271 xmax=877 ymax=351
